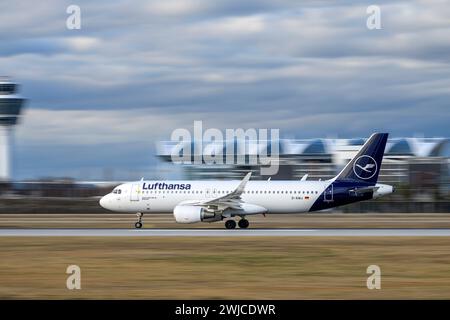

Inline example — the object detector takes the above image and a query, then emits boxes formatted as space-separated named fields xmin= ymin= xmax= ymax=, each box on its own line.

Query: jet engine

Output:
xmin=173 ymin=205 xmax=217 ymax=223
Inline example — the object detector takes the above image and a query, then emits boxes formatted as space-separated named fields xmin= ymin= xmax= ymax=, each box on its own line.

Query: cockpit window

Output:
xmin=112 ymin=189 xmax=122 ymax=194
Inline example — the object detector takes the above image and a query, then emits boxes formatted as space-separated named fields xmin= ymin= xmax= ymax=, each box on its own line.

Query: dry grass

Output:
xmin=1 ymin=236 xmax=450 ymax=299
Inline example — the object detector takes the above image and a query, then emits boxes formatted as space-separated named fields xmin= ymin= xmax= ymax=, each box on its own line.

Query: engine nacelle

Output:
xmin=173 ymin=205 xmax=216 ymax=224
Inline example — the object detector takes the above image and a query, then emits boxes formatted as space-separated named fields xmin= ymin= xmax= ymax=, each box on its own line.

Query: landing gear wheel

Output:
xmin=225 ymin=220 xmax=236 ymax=229
xmin=135 ymin=212 xmax=143 ymax=229
xmin=238 ymin=219 xmax=249 ymax=229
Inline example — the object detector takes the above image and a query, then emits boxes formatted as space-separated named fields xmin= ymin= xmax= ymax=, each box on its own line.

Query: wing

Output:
xmin=180 ymin=172 xmax=252 ymax=211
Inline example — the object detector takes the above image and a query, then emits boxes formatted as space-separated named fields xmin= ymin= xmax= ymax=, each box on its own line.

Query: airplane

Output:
xmin=99 ymin=133 xmax=394 ymax=229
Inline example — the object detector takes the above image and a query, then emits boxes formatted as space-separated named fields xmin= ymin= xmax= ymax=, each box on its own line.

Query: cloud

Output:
xmin=193 ymin=15 xmax=267 ymax=36
xmin=0 ymin=0 xmax=448 ymax=178
xmin=64 ymin=37 xmax=100 ymax=51
xmin=16 ymin=108 xmax=185 ymax=145
xmin=145 ymin=0 xmax=208 ymax=16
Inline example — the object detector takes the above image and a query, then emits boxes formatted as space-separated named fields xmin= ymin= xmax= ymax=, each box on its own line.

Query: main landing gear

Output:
xmin=238 ymin=218 xmax=249 ymax=229
xmin=135 ymin=212 xmax=143 ymax=229
xmin=225 ymin=220 xmax=236 ymax=229
xmin=225 ymin=218 xmax=249 ymax=229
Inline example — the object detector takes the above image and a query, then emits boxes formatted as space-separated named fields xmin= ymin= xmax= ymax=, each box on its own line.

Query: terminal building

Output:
xmin=156 ymin=137 xmax=449 ymax=198
xmin=0 ymin=77 xmax=25 ymax=182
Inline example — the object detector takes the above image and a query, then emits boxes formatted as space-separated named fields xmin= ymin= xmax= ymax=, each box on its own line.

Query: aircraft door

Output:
xmin=324 ymin=184 xmax=333 ymax=202
xmin=130 ymin=184 xmax=141 ymax=201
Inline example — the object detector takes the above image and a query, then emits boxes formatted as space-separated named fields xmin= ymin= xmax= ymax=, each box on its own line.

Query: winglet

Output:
xmin=235 ymin=172 xmax=252 ymax=195
xmin=301 ymin=174 xmax=308 ymax=181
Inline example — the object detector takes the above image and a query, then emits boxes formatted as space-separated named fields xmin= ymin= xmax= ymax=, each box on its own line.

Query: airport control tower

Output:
xmin=0 ymin=77 xmax=25 ymax=181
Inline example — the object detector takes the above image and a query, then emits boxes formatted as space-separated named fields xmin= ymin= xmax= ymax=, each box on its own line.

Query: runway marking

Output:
xmin=1 ymin=228 xmax=450 ymax=237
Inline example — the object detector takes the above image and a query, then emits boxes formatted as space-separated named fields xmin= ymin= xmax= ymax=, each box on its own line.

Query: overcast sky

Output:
xmin=0 ymin=0 xmax=449 ymax=180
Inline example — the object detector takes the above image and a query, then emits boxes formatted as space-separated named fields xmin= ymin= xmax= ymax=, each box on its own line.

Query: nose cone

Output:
xmin=99 ymin=195 xmax=111 ymax=210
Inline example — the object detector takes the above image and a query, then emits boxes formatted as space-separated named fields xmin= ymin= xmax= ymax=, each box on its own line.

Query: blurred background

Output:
xmin=0 ymin=0 xmax=449 ymax=214
xmin=2 ymin=1 xmax=450 ymax=301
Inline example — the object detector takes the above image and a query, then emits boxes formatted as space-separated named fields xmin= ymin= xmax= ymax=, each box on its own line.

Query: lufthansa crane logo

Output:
xmin=353 ymin=155 xmax=377 ymax=180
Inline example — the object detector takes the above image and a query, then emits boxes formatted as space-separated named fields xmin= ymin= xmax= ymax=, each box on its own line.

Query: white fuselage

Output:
xmin=100 ymin=179 xmax=393 ymax=216
xmin=100 ymin=180 xmax=332 ymax=214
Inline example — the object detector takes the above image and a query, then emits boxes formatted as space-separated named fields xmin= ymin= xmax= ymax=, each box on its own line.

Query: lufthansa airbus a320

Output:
xmin=100 ymin=133 xmax=394 ymax=229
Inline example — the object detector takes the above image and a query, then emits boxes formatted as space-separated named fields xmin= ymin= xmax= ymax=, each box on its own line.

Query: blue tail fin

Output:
xmin=335 ymin=133 xmax=388 ymax=185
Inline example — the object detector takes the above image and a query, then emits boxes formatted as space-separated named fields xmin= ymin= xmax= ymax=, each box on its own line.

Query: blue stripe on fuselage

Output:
xmin=309 ymin=180 xmax=374 ymax=212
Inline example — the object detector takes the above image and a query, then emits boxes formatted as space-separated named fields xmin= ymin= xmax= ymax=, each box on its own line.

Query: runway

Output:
xmin=1 ymin=228 xmax=450 ymax=237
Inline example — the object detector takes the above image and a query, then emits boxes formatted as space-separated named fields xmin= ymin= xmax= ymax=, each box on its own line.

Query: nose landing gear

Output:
xmin=135 ymin=212 xmax=143 ymax=229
